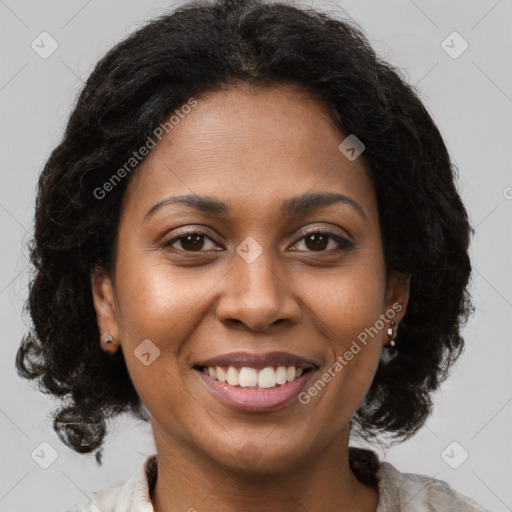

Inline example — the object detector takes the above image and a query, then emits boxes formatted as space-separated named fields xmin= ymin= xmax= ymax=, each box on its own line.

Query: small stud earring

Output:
xmin=103 ymin=334 xmax=118 ymax=354
xmin=387 ymin=321 xmax=397 ymax=348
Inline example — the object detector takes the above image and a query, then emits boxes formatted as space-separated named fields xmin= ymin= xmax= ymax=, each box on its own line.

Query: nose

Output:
xmin=215 ymin=252 xmax=301 ymax=331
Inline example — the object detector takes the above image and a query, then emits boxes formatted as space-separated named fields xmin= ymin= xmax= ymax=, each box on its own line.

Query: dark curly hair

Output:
xmin=16 ymin=0 xmax=473 ymax=466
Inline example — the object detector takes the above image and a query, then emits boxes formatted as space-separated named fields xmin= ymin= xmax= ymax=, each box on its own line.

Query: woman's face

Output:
xmin=92 ymin=83 xmax=409 ymax=472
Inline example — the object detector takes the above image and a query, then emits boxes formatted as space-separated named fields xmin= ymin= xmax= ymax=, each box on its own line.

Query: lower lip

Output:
xmin=196 ymin=369 xmax=316 ymax=412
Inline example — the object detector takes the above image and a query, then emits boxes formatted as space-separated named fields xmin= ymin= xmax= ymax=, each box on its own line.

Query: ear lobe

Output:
xmin=90 ymin=267 xmax=118 ymax=341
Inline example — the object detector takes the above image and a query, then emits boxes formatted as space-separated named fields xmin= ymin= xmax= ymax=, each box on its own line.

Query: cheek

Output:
xmin=309 ymin=252 xmax=386 ymax=344
xmin=301 ymin=253 xmax=385 ymax=408
xmin=114 ymin=253 xmax=220 ymax=342
xmin=111 ymin=254 xmax=208 ymax=394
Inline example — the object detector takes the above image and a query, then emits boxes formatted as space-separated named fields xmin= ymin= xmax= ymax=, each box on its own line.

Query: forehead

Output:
xmin=121 ymin=83 xmax=377 ymax=223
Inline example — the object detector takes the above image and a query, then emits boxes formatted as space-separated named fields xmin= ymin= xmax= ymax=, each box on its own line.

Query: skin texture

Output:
xmin=91 ymin=83 xmax=410 ymax=512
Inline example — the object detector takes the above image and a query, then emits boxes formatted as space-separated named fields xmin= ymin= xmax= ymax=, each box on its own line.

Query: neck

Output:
xmin=150 ymin=425 xmax=379 ymax=512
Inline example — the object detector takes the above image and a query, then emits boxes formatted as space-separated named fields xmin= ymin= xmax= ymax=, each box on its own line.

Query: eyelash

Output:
xmin=161 ymin=227 xmax=353 ymax=254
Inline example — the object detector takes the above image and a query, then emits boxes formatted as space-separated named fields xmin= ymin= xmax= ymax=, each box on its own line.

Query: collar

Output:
xmin=93 ymin=448 xmax=486 ymax=512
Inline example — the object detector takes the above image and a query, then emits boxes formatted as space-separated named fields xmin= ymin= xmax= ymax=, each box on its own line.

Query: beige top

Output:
xmin=65 ymin=450 xmax=491 ymax=511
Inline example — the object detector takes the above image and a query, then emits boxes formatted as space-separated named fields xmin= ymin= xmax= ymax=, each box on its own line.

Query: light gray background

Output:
xmin=1 ymin=0 xmax=511 ymax=511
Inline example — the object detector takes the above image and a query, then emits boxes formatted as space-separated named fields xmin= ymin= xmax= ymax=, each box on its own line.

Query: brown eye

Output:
xmin=176 ymin=234 xmax=206 ymax=251
xmin=291 ymin=228 xmax=353 ymax=253
xmin=162 ymin=231 xmax=219 ymax=252
xmin=303 ymin=232 xmax=330 ymax=251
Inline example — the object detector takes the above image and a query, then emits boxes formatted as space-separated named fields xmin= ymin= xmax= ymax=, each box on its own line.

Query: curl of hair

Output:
xmin=16 ymin=0 xmax=473 ymax=464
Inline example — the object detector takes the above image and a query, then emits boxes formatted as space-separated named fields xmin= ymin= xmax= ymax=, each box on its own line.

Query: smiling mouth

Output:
xmin=193 ymin=365 xmax=315 ymax=390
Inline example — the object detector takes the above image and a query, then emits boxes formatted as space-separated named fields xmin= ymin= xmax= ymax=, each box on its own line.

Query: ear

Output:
xmin=383 ymin=271 xmax=411 ymax=326
xmin=91 ymin=266 xmax=119 ymax=351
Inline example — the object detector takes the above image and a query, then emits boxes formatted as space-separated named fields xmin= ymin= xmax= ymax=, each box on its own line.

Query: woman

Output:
xmin=16 ymin=0 xmax=490 ymax=510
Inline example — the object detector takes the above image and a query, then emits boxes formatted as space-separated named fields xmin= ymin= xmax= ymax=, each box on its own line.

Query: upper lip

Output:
xmin=194 ymin=351 xmax=320 ymax=370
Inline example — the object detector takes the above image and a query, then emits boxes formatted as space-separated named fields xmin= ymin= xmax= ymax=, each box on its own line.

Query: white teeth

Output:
xmin=258 ymin=367 xmax=276 ymax=388
xmin=286 ymin=365 xmax=296 ymax=382
xmin=202 ymin=364 xmax=308 ymax=389
xmin=239 ymin=367 xmax=258 ymax=387
xmin=226 ymin=366 xmax=239 ymax=386
xmin=216 ymin=366 xmax=227 ymax=382
xmin=275 ymin=366 xmax=287 ymax=385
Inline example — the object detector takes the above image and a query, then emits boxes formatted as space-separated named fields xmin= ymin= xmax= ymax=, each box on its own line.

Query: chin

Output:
xmin=201 ymin=431 xmax=320 ymax=475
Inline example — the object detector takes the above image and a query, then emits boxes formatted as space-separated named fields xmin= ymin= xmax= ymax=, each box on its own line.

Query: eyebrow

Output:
xmin=143 ymin=191 xmax=366 ymax=222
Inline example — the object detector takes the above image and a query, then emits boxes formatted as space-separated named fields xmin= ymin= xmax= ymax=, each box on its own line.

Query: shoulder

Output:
xmin=63 ymin=454 xmax=157 ymax=512
xmin=376 ymin=460 xmax=492 ymax=512
xmin=348 ymin=447 xmax=491 ymax=512
xmin=64 ymin=485 xmax=122 ymax=512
